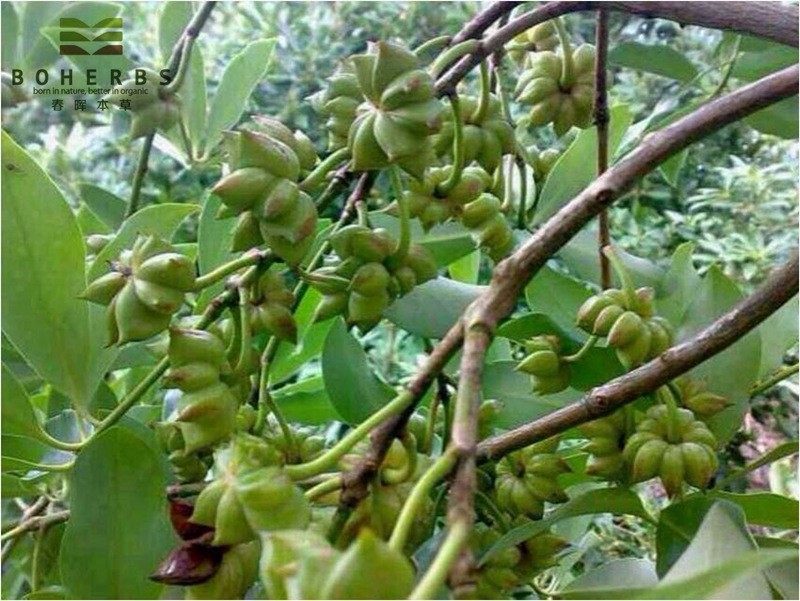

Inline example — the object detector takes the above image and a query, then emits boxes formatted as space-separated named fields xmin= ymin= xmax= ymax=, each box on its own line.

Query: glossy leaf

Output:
xmin=273 ymin=376 xmax=338 ymax=425
xmin=678 ymin=267 xmax=761 ymax=443
xmin=448 ymin=250 xmax=480 ymax=284
xmin=89 ymin=203 xmax=198 ymax=280
xmin=1 ymin=363 xmax=43 ymax=440
xmin=1 ymin=2 xmax=19 ymax=68
xmin=661 ymin=502 xmax=772 ymax=598
xmin=482 ymin=487 xmax=652 ymax=565
xmin=561 ymin=559 xmax=658 ymax=598
xmin=482 ymin=360 xmax=580 ymax=429
xmin=609 ymin=42 xmax=698 ymax=83
xmin=2 ymin=132 xmax=98 ymax=408
xmin=321 ymin=318 xmax=395 ymax=424
xmin=535 ymin=105 xmax=632 ymax=224
xmin=755 ymin=295 xmax=799 ymax=378
xmin=385 ymin=277 xmax=484 ymax=339
xmin=525 ymin=265 xmax=592 ymax=336
xmin=203 ymin=39 xmax=276 ymax=155
xmin=60 ymin=426 xmax=174 ymax=599
xmin=370 ymin=213 xmax=475 ymax=267
xmin=196 ymin=193 xmax=236 ymax=310
xmin=709 ymin=491 xmax=799 ymax=529
xmin=79 ymin=184 xmax=126 ymax=231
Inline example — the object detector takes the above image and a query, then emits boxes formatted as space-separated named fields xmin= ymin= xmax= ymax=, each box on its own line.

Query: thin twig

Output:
xmin=0 ymin=511 xmax=70 ymax=544
xmin=595 ymin=8 xmax=612 ymax=289
xmin=477 ymin=253 xmax=800 ymax=461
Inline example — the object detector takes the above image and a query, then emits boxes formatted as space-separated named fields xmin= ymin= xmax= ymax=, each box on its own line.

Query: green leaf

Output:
xmin=321 ymin=318 xmax=395 ymax=424
xmin=745 ymin=96 xmax=799 ymax=140
xmin=1 ymin=131 xmax=99 ymax=408
xmin=559 ymin=228 xmax=665 ymax=290
xmin=535 ymin=105 xmax=632 ymax=224
xmin=609 ymin=42 xmax=698 ymax=83
xmin=755 ymin=295 xmax=798 ymax=378
xmin=660 ymin=502 xmax=772 ymax=598
xmin=2 ymin=363 xmax=43 ymax=440
xmin=448 ymin=250 xmax=480 ymax=284
xmin=79 ymin=184 xmax=126 ymax=231
xmin=60 ymin=427 xmax=174 ymax=599
xmin=708 ymin=491 xmax=799 ymax=529
xmin=561 ymin=559 xmax=658 ymax=598
xmin=656 ymin=243 xmax=701 ymax=325
xmin=732 ymin=43 xmax=797 ymax=82
xmin=385 ymin=278 xmax=484 ymax=339
xmin=678 ymin=267 xmax=761 ymax=443
xmin=496 ymin=312 xmax=573 ymax=344
xmin=525 ymin=265 xmax=592 ymax=336
xmin=196 ymin=193 xmax=235 ymax=311
xmin=89 ymin=202 xmax=198 ymax=281
xmin=158 ymin=2 xmax=207 ymax=153
xmin=270 ymin=289 xmax=332 ymax=385
xmin=482 ymin=360 xmax=580 ymax=429
xmin=656 ymin=496 xmax=729 ymax=576
xmin=370 ymin=214 xmax=476 ymax=267
xmin=20 ymin=2 xmax=63 ymax=69
xmin=482 ymin=487 xmax=652 ymax=565
xmin=659 ymin=149 xmax=687 ymax=187
xmin=1 ymin=2 xmax=19 ymax=69
xmin=273 ymin=376 xmax=338 ymax=425
xmin=716 ymin=441 xmax=798 ymax=488
xmin=203 ymin=39 xmax=276 ymax=156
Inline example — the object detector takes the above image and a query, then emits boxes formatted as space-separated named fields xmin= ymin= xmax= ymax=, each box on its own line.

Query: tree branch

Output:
xmin=436 ymin=1 xmax=799 ymax=95
xmin=445 ymin=324 xmax=491 ymax=592
xmin=594 ymin=8 xmax=612 ymax=289
xmin=477 ymin=252 xmax=799 ymax=461
xmin=449 ymin=1 xmax=523 ymax=46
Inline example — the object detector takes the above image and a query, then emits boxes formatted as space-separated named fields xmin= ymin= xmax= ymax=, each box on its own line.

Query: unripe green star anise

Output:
xmin=104 ymin=68 xmax=180 ymax=139
xmin=507 ymin=21 xmax=560 ymax=63
xmin=80 ymin=234 xmax=196 ymax=345
xmin=516 ymin=335 xmax=570 ymax=394
xmin=515 ymin=44 xmax=595 ymax=136
xmin=622 ymin=403 xmax=719 ymax=497
xmin=308 ymin=224 xmax=438 ymax=331
xmin=433 ymin=94 xmax=515 ymax=173
xmin=311 ymin=64 xmax=362 ymax=151
xmin=578 ymin=409 xmax=630 ymax=481
xmin=494 ymin=437 xmax=570 ymax=519
xmin=185 ymin=541 xmax=260 ymax=600
xmin=160 ymin=328 xmax=240 ymax=454
xmin=248 ymin=271 xmax=298 ymax=344
xmin=576 ymin=286 xmax=675 ymax=370
xmin=191 ymin=434 xmax=310 ymax=545
xmin=345 ymin=41 xmax=444 ymax=178
xmin=395 ymin=165 xmax=515 ymax=262
xmin=212 ymin=120 xmax=319 ymax=266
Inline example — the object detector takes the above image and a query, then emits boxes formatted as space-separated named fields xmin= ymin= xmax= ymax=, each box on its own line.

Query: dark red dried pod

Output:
xmin=169 ymin=497 xmax=215 ymax=541
xmin=150 ymin=541 xmax=226 ymax=585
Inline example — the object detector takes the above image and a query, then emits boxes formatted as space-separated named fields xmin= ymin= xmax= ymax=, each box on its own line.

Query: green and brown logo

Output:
xmin=59 ymin=17 xmax=123 ymax=55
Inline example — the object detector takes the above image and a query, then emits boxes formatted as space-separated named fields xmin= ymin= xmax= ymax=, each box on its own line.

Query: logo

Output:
xmin=59 ymin=17 xmax=123 ymax=56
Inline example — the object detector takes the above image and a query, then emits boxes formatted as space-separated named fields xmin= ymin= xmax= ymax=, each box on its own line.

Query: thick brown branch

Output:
xmin=436 ymin=1 xmax=799 ymax=95
xmin=477 ymin=253 xmax=800 ymax=461
xmin=446 ymin=324 xmax=491 ymax=592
